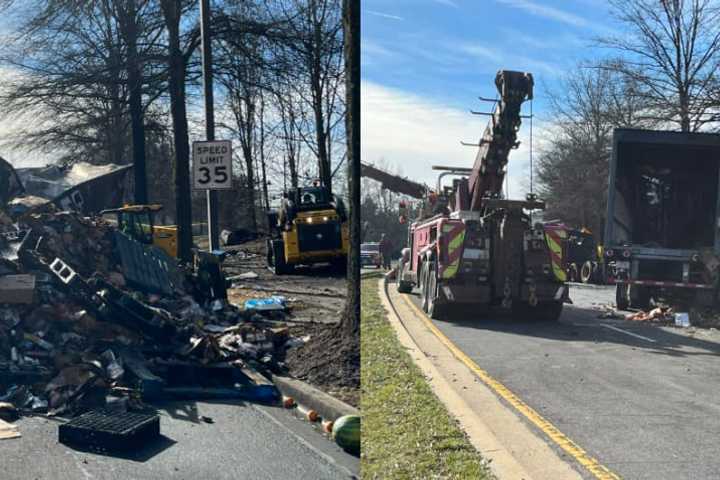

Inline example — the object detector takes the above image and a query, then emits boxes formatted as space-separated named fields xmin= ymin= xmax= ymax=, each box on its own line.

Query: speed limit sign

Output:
xmin=192 ymin=140 xmax=233 ymax=190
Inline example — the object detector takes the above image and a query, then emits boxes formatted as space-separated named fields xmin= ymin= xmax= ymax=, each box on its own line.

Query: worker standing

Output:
xmin=379 ymin=234 xmax=393 ymax=270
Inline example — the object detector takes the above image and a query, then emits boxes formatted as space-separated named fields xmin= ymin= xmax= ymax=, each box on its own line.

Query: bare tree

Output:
xmin=0 ymin=0 xmax=169 ymax=210
xmin=275 ymin=92 xmax=306 ymax=188
xmin=114 ymin=0 xmax=164 ymax=203
xmin=159 ymin=0 xmax=198 ymax=262
xmin=269 ymin=0 xmax=345 ymax=191
xmin=537 ymin=65 xmax=652 ymax=237
xmin=600 ymin=0 xmax=720 ymax=132
xmin=217 ymin=34 xmax=266 ymax=231
xmin=0 ymin=1 xmax=129 ymax=164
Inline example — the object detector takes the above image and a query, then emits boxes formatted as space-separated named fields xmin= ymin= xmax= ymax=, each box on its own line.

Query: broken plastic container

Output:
xmin=674 ymin=312 xmax=690 ymax=327
xmin=244 ymin=296 xmax=287 ymax=312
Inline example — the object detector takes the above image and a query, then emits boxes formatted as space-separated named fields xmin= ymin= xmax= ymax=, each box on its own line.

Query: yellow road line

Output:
xmin=400 ymin=294 xmax=621 ymax=480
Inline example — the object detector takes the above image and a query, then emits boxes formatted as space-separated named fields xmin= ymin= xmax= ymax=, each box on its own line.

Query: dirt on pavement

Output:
xmin=223 ymin=238 xmax=358 ymax=407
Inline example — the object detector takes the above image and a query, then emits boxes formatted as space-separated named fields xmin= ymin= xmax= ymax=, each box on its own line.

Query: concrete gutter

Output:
xmin=272 ymin=375 xmax=359 ymax=421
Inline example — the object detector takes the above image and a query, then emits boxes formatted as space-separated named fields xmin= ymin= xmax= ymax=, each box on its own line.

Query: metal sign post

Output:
xmin=200 ymin=0 xmax=219 ymax=251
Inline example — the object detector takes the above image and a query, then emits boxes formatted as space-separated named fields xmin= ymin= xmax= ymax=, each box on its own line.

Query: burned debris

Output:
xmin=0 ymin=204 xmax=313 ymax=441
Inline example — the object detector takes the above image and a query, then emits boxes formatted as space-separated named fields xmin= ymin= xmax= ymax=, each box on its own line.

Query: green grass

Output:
xmin=361 ymin=278 xmax=495 ymax=480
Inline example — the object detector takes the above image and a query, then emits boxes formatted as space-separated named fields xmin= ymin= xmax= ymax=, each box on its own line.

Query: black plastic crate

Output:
xmin=59 ymin=409 xmax=160 ymax=451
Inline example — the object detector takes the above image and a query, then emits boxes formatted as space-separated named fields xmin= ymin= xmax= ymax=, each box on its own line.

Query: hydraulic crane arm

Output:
xmin=360 ymin=162 xmax=428 ymax=199
xmin=467 ymin=70 xmax=534 ymax=211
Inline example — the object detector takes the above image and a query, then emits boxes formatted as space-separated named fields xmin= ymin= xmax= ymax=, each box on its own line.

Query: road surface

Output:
xmin=4 ymin=401 xmax=358 ymax=480
xmin=401 ymin=282 xmax=720 ymax=480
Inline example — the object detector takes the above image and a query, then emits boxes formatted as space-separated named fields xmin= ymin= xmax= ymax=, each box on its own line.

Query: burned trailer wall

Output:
xmin=54 ymin=165 xmax=133 ymax=214
xmin=15 ymin=163 xmax=133 ymax=215
xmin=608 ymin=129 xmax=720 ymax=251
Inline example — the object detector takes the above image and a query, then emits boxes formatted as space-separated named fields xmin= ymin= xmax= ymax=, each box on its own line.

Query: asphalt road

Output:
xmin=4 ymin=400 xmax=358 ymax=480
xmin=406 ymin=283 xmax=720 ymax=480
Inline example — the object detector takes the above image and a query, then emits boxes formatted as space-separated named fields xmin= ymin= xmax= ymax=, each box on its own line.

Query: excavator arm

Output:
xmin=467 ymin=70 xmax=534 ymax=212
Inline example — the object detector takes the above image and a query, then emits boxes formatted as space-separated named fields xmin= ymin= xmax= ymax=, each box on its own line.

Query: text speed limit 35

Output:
xmin=192 ymin=140 xmax=233 ymax=190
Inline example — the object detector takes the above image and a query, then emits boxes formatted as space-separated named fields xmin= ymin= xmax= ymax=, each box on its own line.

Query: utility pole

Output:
xmin=200 ymin=0 xmax=220 ymax=251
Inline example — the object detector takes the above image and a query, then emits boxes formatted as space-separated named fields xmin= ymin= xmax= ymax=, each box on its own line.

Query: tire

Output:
xmin=420 ymin=261 xmax=429 ymax=312
xmin=266 ymin=239 xmax=274 ymax=268
xmin=271 ymin=240 xmax=294 ymax=275
xmin=568 ymin=264 xmax=578 ymax=282
xmin=426 ymin=258 xmax=449 ymax=320
xmin=397 ymin=262 xmax=413 ymax=294
xmin=616 ymin=283 xmax=629 ymax=310
xmin=580 ymin=261 xmax=593 ymax=284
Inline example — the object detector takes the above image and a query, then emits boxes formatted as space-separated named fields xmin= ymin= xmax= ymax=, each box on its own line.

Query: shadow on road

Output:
xmin=155 ymin=399 xmax=252 ymax=425
xmin=404 ymin=290 xmax=720 ymax=359
xmin=62 ymin=434 xmax=177 ymax=463
xmin=289 ymin=264 xmax=347 ymax=279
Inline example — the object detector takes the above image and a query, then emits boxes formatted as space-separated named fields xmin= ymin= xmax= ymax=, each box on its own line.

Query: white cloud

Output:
xmin=365 ymin=10 xmax=404 ymax=21
xmin=433 ymin=0 xmax=459 ymax=7
xmin=362 ymin=39 xmax=395 ymax=61
xmin=456 ymin=41 xmax=561 ymax=77
xmin=362 ymin=81 xmax=545 ymax=200
xmin=496 ymin=0 xmax=590 ymax=28
xmin=456 ymin=43 xmax=504 ymax=63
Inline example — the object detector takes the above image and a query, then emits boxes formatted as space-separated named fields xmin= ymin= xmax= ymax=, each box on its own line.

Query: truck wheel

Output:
xmin=568 ymin=264 xmax=578 ymax=282
xmin=580 ymin=261 xmax=593 ymax=284
xmin=271 ymin=241 xmax=294 ymax=275
xmin=615 ymin=283 xmax=629 ymax=310
xmin=420 ymin=261 xmax=430 ymax=312
xmin=426 ymin=258 xmax=446 ymax=320
xmin=266 ymin=239 xmax=274 ymax=268
xmin=397 ymin=262 xmax=413 ymax=294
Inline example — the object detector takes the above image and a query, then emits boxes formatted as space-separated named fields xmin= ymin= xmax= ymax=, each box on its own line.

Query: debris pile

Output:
xmin=0 ymin=208 xmax=298 ymax=434
xmin=624 ymin=306 xmax=674 ymax=323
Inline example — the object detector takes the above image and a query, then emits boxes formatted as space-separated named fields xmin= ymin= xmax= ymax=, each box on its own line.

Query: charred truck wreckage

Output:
xmin=394 ymin=70 xmax=568 ymax=321
xmin=606 ymin=129 xmax=720 ymax=310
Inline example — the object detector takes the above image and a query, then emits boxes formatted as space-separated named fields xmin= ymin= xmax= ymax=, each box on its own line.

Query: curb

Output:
xmin=272 ymin=375 xmax=359 ymax=422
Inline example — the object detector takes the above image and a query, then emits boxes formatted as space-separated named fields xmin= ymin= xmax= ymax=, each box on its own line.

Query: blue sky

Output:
xmin=361 ymin=0 xmax=617 ymax=196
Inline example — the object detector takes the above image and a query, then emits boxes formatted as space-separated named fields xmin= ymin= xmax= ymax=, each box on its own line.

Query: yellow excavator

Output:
xmin=100 ymin=204 xmax=178 ymax=258
xmin=267 ymin=185 xmax=349 ymax=274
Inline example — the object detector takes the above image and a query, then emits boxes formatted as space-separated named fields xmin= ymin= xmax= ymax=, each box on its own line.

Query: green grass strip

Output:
xmin=361 ymin=279 xmax=495 ymax=480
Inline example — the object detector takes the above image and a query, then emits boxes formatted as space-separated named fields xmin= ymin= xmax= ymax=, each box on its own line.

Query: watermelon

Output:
xmin=332 ymin=414 xmax=360 ymax=454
